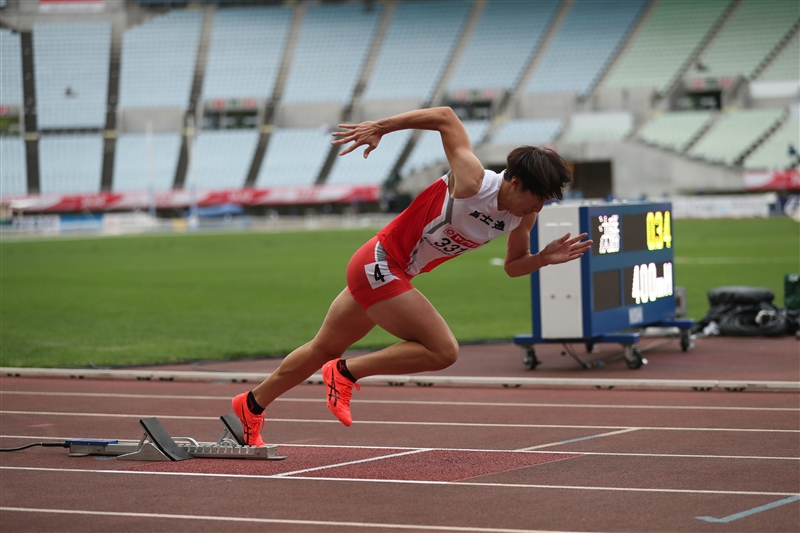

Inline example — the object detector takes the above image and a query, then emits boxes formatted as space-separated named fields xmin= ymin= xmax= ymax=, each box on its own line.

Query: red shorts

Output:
xmin=346 ymin=236 xmax=414 ymax=310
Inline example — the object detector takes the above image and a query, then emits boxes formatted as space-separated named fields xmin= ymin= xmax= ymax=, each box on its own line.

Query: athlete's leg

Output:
xmin=250 ymin=288 xmax=375 ymax=408
xmin=344 ymin=288 xmax=459 ymax=380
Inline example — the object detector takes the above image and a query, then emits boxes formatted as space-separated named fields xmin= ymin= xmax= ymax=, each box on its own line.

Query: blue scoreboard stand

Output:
xmin=513 ymin=200 xmax=695 ymax=370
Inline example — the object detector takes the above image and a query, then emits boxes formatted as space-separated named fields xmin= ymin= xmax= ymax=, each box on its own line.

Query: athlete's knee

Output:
xmin=429 ymin=337 xmax=459 ymax=370
xmin=308 ymin=345 xmax=343 ymax=365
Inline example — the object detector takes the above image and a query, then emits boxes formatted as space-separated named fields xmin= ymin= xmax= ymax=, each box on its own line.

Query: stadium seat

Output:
xmin=282 ymin=3 xmax=382 ymax=104
xmin=326 ymin=129 xmax=413 ymax=185
xmin=687 ymin=108 xmax=785 ymax=165
xmin=0 ymin=136 xmax=27 ymax=197
xmin=112 ymin=133 xmax=182 ymax=192
xmin=602 ymin=0 xmax=731 ymax=94
xmin=561 ymin=112 xmax=633 ymax=143
xmin=256 ymin=127 xmax=332 ymax=187
xmin=362 ymin=0 xmax=471 ymax=103
xmin=636 ymin=111 xmax=714 ymax=151
xmin=446 ymin=0 xmax=560 ymax=93
xmin=525 ymin=0 xmax=648 ymax=97
xmin=189 ymin=130 xmax=260 ymax=190
xmin=38 ymin=134 xmax=104 ymax=194
xmin=756 ymin=33 xmax=800 ymax=83
xmin=690 ymin=0 xmax=800 ymax=81
xmin=0 ymin=29 xmax=23 ymax=108
xmin=33 ymin=22 xmax=111 ymax=129
xmin=118 ymin=10 xmax=202 ymax=109
xmin=202 ymin=6 xmax=292 ymax=102
xmin=400 ymin=120 xmax=490 ymax=178
xmin=744 ymin=119 xmax=799 ymax=170
xmin=489 ymin=119 xmax=564 ymax=146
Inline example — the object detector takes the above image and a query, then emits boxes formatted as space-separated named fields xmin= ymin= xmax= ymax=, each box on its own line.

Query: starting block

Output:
xmin=66 ymin=414 xmax=286 ymax=461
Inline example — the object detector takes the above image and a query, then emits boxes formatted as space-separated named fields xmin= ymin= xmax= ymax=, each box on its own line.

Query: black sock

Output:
xmin=246 ymin=391 xmax=265 ymax=415
xmin=337 ymin=359 xmax=357 ymax=383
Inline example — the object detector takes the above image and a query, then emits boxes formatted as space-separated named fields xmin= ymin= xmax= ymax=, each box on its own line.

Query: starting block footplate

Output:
xmin=67 ymin=415 xmax=287 ymax=461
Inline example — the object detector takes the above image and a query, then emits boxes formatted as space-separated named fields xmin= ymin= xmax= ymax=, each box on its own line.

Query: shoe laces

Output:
xmin=328 ymin=373 xmax=360 ymax=407
xmin=241 ymin=409 xmax=265 ymax=445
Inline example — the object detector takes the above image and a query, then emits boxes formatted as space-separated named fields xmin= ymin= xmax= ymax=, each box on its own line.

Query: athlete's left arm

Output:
xmin=504 ymin=213 xmax=592 ymax=278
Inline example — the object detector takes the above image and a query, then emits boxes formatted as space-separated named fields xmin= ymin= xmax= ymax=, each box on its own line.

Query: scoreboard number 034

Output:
xmin=646 ymin=211 xmax=672 ymax=250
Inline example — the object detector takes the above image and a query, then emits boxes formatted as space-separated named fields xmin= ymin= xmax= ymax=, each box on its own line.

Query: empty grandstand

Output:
xmin=0 ymin=0 xmax=796 ymax=212
xmin=282 ymin=3 xmax=382 ymax=105
xmin=446 ymin=0 xmax=560 ymax=94
xmin=112 ymin=132 xmax=182 ymax=192
xmin=400 ymin=119 xmax=490 ymax=179
xmin=0 ymin=29 xmax=23 ymax=110
xmin=561 ymin=112 xmax=633 ymax=143
xmin=689 ymin=0 xmax=800 ymax=82
xmin=0 ymin=137 xmax=27 ymax=197
xmin=33 ymin=22 xmax=111 ymax=130
xmin=745 ymin=118 xmax=800 ymax=171
xmin=601 ymin=0 xmax=732 ymax=95
xmin=491 ymin=119 xmax=564 ymax=147
xmin=636 ymin=110 xmax=714 ymax=151
xmin=327 ymin=129 xmax=413 ymax=186
xmin=525 ymin=0 xmax=648 ymax=98
xmin=201 ymin=6 xmax=292 ymax=103
xmin=687 ymin=108 xmax=786 ymax=166
xmin=756 ymin=32 xmax=800 ymax=83
xmin=362 ymin=0 xmax=471 ymax=104
xmin=118 ymin=10 xmax=202 ymax=110
xmin=256 ymin=127 xmax=332 ymax=188
xmin=38 ymin=134 xmax=104 ymax=194
xmin=189 ymin=129 xmax=260 ymax=190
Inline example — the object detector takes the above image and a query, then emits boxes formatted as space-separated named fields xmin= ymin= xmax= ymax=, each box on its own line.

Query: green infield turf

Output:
xmin=1 ymin=217 xmax=797 ymax=368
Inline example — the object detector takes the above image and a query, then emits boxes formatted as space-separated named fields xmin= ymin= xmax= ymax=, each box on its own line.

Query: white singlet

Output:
xmin=377 ymin=169 xmax=523 ymax=276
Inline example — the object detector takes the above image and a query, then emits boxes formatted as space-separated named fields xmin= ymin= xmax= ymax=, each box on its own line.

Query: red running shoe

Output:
xmin=322 ymin=359 xmax=360 ymax=426
xmin=231 ymin=392 xmax=266 ymax=447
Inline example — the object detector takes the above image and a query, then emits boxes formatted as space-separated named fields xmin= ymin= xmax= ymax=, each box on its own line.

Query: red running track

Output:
xmin=1 ymin=337 xmax=798 ymax=532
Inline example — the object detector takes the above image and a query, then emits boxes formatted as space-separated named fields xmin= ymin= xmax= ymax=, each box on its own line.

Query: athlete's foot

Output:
xmin=322 ymin=359 xmax=360 ymax=426
xmin=231 ymin=392 xmax=266 ymax=446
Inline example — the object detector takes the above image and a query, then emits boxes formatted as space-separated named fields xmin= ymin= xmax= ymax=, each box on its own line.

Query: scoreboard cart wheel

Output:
xmin=522 ymin=348 xmax=540 ymax=370
xmin=680 ymin=329 xmax=692 ymax=352
xmin=624 ymin=346 xmax=644 ymax=370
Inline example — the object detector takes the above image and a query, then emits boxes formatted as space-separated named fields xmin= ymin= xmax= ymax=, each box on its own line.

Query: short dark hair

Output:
xmin=505 ymin=146 xmax=572 ymax=201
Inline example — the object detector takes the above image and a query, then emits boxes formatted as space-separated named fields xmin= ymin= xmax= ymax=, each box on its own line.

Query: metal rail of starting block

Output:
xmin=66 ymin=414 xmax=287 ymax=461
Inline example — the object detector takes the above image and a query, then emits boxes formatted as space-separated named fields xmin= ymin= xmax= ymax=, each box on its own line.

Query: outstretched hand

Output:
xmin=331 ymin=121 xmax=383 ymax=158
xmin=540 ymin=232 xmax=592 ymax=266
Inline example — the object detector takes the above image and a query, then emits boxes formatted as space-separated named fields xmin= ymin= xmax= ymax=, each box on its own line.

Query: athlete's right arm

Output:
xmin=331 ymin=107 xmax=484 ymax=198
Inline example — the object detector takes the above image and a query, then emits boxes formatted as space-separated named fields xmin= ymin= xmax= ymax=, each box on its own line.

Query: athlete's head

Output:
xmin=505 ymin=146 xmax=572 ymax=202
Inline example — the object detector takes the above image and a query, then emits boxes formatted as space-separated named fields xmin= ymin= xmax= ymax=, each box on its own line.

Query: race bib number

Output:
xmin=364 ymin=261 xmax=398 ymax=289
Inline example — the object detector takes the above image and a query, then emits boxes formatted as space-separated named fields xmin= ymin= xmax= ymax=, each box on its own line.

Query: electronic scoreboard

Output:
xmin=514 ymin=201 xmax=689 ymax=368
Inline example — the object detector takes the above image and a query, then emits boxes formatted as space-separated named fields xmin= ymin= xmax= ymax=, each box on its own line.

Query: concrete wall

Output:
xmin=516 ymin=92 xmax=577 ymax=119
xmin=351 ymin=98 xmax=423 ymax=122
xmin=0 ymin=0 xmax=129 ymax=31
xmin=117 ymin=107 xmax=184 ymax=133
xmin=275 ymin=102 xmax=343 ymax=128
xmin=553 ymin=140 xmax=744 ymax=197
xmin=586 ymin=87 xmax=659 ymax=125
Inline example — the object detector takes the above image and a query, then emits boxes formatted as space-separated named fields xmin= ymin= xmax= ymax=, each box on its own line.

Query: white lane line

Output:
xmin=0 ymin=506 xmax=567 ymax=533
xmin=2 ymin=390 xmax=797 ymax=411
xmin=516 ymin=428 xmax=642 ymax=451
xmin=273 ymin=448 xmax=431 ymax=478
xmin=1 ymin=410 xmax=797 ymax=432
xmin=1 ymin=435 xmax=797 ymax=461
xmin=2 ymin=467 xmax=798 ymax=497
